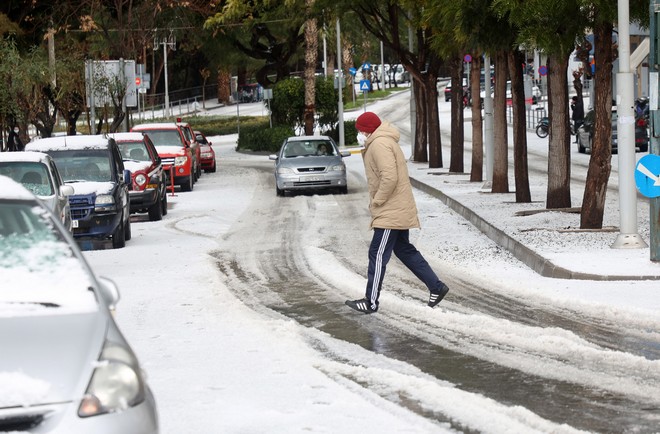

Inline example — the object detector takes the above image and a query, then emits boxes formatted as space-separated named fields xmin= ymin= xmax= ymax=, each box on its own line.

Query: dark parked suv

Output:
xmin=113 ymin=132 xmax=168 ymax=221
xmin=25 ymin=135 xmax=132 ymax=249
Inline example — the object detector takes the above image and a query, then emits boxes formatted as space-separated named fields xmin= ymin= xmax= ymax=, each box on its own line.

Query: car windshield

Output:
xmin=47 ymin=150 xmax=113 ymax=183
xmin=0 ymin=162 xmax=54 ymax=196
xmin=284 ymin=140 xmax=335 ymax=158
xmin=0 ymin=200 xmax=96 ymax=314
xmin=141 ymin=130 xmax=183 ymax=147
xmin=118 ymin=141 xmax=150 ymax=162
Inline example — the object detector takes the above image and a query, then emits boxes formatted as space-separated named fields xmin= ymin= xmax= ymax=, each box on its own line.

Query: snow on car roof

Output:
xmin=0 ymin=151 xmax=51 ymax=164
xmin=287 ymin=135 xmax=333 ymax=142
xmin=25 ymin=135 xmax=112 ymax=152
xmin=132 ymin=123 xmax=179 ymax=130
xmin=0 ymin=175 xmax=39 ymax=200
xmin=110 ymin=132 xmax=145 ymax=142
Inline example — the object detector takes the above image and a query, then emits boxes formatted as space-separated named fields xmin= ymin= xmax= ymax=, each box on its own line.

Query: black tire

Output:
xmin=639 ymin=144 xmax=649 ymax=153
xmin=148 ymin=198 xmax=163 ymax=221
xmin=112 ymin=221 xmax=126 ymax=249
xmin=536 ymin=124 xmax=549 ymax=138
xmin=124 ymin=215 xmax=132 ymax=241
xmin=340 ymin=186 xmax=348 ymax=194
xmin=181 ymin=175 xmax=193 ymax=192
xmin=577 ymin=136 xmax=586 ymax=154
xmin=276 ymin=186 xmax=284 ymax=197
xmin=161 ymin=191 xmax=168 ymax=216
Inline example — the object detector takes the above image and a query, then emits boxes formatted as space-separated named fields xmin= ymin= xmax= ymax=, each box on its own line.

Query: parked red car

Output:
xmin=195 ymin=131 xmax=216 ymax=173
xmin=132 ymin=123 xmax=197 ymax=192
xmin=113 ymin=132 xmax=168 ymax=221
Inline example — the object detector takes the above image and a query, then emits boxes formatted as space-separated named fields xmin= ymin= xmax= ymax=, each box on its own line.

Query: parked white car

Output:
xmin=0 ymin=151 xmax=74 ymax=231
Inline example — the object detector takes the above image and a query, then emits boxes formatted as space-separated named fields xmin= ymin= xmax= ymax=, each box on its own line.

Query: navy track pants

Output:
xmin=365 ymin=228 xmax=445 ymax=311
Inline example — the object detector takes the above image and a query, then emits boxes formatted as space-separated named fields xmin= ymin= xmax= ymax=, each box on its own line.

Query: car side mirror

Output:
xmin=98 ymin=276 xmax=120 ymax=312
xmin=340 ymin=151 xmax=351 ymax=157
xmin=123 ymin=169 xmax=132 ymax=189
xmin=269 ymin=154 xmax=278 ymax=161
xmin=60 ymin=184 xmax=75 ymax=197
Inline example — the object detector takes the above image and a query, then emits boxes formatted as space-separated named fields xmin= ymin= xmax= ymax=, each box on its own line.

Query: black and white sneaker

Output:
xmin=345 ymin=298 xmax=377 ymax=314
xmin=428 ymin=284 xmax=450 ymax=308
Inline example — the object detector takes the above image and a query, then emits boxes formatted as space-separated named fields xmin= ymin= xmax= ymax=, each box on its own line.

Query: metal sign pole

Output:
xmin=648 ymin=0 xmax=660 ymax=260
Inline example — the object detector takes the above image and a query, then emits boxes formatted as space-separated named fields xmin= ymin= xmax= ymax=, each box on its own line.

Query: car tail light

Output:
xmin=636 ymin=118 xmax=647 ymax=127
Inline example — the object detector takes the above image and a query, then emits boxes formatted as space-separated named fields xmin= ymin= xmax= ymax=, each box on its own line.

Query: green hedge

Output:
xmin=236 ymin=121 xmax=295 ymax=153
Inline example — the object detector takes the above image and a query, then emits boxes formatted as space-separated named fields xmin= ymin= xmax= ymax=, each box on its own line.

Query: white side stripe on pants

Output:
xmin=371 ymin=229 xmax=390 ymax=309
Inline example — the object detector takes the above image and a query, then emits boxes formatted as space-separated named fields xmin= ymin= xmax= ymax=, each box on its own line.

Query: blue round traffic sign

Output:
xmin=538 ymin=65 xmax=548 ymax=76
xmin=464 ymin=54 xmax=472 ymax=63
xmin=635 ymin=154 xmax=660 ymax=198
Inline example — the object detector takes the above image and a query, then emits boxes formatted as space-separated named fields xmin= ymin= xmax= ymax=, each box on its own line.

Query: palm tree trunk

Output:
xmin=303 ymin=0 xmax=317 ymax=135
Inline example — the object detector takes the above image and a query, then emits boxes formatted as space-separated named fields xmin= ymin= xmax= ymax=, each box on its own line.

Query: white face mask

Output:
xmin=357 ymin=132 xmax=368 ymax=146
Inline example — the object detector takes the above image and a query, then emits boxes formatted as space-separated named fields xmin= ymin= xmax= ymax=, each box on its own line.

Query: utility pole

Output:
xmin=154 ymin=31 xmax=176 ymax=119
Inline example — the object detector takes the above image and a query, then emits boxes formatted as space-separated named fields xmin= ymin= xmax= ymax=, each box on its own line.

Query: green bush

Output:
xmin=236 ymin=122 xmax=294 ymax=153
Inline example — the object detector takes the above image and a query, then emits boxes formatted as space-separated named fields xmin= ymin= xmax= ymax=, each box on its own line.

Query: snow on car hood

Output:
xmin=66 ymin=181 xmax=114 ymax=196
xmin=123 ymin=160 xmax=152 ymax=172
xmin=0 ymin=310 xmax=107 ymax=406
xmin=155 ymin=145 xmax=186 ymax=156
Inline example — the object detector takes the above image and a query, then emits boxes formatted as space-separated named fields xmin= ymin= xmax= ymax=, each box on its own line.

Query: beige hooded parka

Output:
xmin=361 ymin=121 xmax=420 ymax=230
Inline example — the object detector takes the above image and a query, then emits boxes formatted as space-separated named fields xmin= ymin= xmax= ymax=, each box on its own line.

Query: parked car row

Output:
xmin=0 ymin=121 xmax=217 ymax=250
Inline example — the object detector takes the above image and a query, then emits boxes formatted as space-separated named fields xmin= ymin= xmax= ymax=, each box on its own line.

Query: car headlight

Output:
xmin=277 ymin=167 xmax=294 ymax=174
xmin=174 ymin=156 xmax=188 ymax=166
xmin=78 ymin=342 xmax=145 ymax=417
xmin=329 ymin=164 xmax=346 ymax=172
xmin=95 ymin=194 xmax=115 ymax=205
xmin=135 ymin=174 xmax=147 ymax=187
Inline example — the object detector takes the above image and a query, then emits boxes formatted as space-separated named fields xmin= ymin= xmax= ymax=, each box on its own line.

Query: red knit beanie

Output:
xmin=355 ymin=112 xmax=382 ymax=134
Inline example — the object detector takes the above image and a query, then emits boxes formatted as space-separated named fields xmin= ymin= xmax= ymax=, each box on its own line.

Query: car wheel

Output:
xmin=161 ymin=191 xmax=168 ymax=215
xmin=112 ymin=221 xmax=126 ymax=249
xmin=124 ymin=215 xmax=132 ymax=241
xmin=276 ymin=186 xmax=284 ymax=197
xmin=577 ymin=137 xmax=586 ymax=154
xmin=340 ymin=186 xmax=348 ymax=194
xmin=148 ymin=198 xmax=163 ymax=221
xmin=210 ymin=163 xmax=216 ymax=173
xmin=639 ymin=144 xmax=649 ymax=153
xmin=181 ymin=176 xmax=193 ymax=192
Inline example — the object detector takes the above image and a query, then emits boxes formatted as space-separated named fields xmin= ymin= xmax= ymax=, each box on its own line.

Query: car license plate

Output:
xmin=72 ymin=219 xmax=79 ymax=228
xmin=303 ymin=175 xmax=322 ymax=182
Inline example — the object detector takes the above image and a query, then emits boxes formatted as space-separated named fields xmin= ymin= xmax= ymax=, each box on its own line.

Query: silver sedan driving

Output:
xmin=269 ymin=135 xmax=350 ymax=196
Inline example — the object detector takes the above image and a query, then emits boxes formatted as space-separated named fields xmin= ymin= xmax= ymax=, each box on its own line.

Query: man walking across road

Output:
xmin=345 ymin=112 xmax=449 ymax=314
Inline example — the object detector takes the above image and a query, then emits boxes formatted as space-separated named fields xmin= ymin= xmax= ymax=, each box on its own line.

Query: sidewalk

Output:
xmin=407 ymin=167 xmax=660 ymax=281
